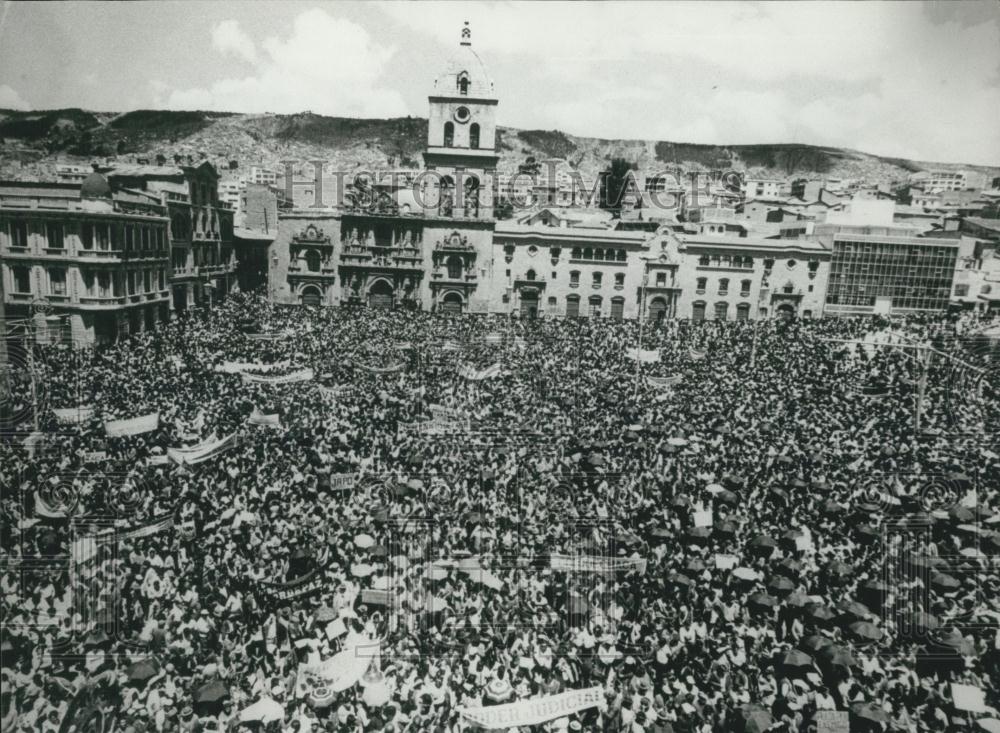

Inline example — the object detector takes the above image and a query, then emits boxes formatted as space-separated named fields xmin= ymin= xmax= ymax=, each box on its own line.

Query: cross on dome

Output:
xmin=461 ymin=21 xmax=471 ymax=46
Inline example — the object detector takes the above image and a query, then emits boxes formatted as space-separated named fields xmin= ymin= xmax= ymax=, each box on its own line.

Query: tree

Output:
xmin=599 ymin=158 xmax=639 ymax=215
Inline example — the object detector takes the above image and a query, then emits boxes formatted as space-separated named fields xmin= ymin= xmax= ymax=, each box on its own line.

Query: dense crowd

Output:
xmin=1 ymin=294 xmax=999 ymax=733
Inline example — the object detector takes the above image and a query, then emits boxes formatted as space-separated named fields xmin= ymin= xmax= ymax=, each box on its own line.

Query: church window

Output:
xmin=444 ymin=122 xmax=454 ymax=147
xmin=470 ymin=123 xmax=480 ymax=149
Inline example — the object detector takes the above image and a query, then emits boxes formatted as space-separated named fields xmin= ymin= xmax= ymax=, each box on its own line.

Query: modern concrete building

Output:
xmin=0 ymin=174 xmax=171 ymax=345
xmin=824 ymin=235 xmax=958 ymax=316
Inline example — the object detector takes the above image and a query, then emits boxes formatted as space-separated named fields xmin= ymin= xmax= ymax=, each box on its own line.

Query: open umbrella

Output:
xmin=351 ymin=563 xmax=375 ymax=578
xmin=800 ymin=634 xmax=833 ymax=654
xmin=193 ymin=679 xmax=229 ymax=705
xmin=683 ymin=559 xmax=707 ymax=575
xmin=428 ymin=566 xmax=448 ymax=581
xmin=977 ymin=720 xmax=1000 ymax=733
xmin=685 ymin=527 xmax=712 ymax=544
xmin=732 ymin=567 xmax=759 ymax=582
xmin=747 ymin=593 xmax=778 ymax=612
xmin=818 ymin=644 xmax=858 ymax=669
xmin=354 ymin=534 xmax=376 ymax=549
xmin=126 ymin=659 xmax=159 ymax=683
xmin=825 ymin=560 xmax=854 ymax=580
xmin=902 ymin=611 xmax=939 ymax=635
xmin=848 ymin=620 xmax=883 ymax=642
xmin=931 ymin=573 xmax=961 ymax=592
xmin=774 ymin=558 xmax=801 ymax=579
xmin=836 ymin=600 xmax=871 ymax=621
xmin=716 ymin=490 xmax=739 ymax=506
xmin=738 ymin=706 xmax=774 ymax=733
xmin=240 ymin=697 xmax=284 ymax=724
xmin=851 ymin=702 xmax=889 ymax=726
xmin=714 ymin=520 xmax=737 ymax=538
xmin=780 ymin=650 xmax=814 ymax=672
xmin=784 ymin=592 xmax=810 ymax=608
xmin=805 ymin=604 xmax=836 ymax=624
xmin=767 ymin=576 xmax=795 ymax=596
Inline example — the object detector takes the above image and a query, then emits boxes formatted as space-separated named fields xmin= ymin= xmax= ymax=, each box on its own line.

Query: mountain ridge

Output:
xmin=1 ymin=108 xmax=997 ymax=185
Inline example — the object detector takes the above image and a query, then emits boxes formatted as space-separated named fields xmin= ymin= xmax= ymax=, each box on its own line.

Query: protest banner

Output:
xmin=263 ymin=570 xmax=325 ymax=604
xmin=317 ymin=384 xmax=352 ymax=400
xmin=689 ymin=348 xmax=708 ymax=361
xmin=249 ymin=409 xmax=282 ymax=429
xmin=485 ymin=332 xmax=502 ymax=345
xmin=648 ymin=376 xmax=682 ymax=388
xmin=104 ymin=413 xmax=160 ymax=438
xmin=361 ymin=589 xmax=393 ymax=606
xmin=242 ymin=368 xmax=314 ymax=385
xmin=458 ymin=687 xmax=603 ymax=728
xmin=296 ymin=639 xmax=378 ymax=695
xmin=714 ymin=554 xmax=739 ymax=570
xmin=326 ymin=473 xmax=358 ymax=492
xmin=429 ymin=404 xmax=466 ymax=421
xmin=814 ymin=711 xmax=850 ymax=732
xmin=147 ymin=454 xmax=170 ymax=466
xmin=458 ymin=363 xmax=501 ymax=381
xmin=549 ymin=554 xmax=647 ymax=575
xmin=625 ymin=348 xmax=660 ymax=363
xmin=81 ymin=451 xmax=108 ymax=464
xmin=167 ymin=434 xmax=237 ymax=466
xmin=951 ymin=683 xmax=986 ymax=713
xmin=215 ymin=360 xmax=290 ymax=375
xmin=120 ymin=510 xmax=175 ymax=541
xmin=53 ymin=406 xmax=95 ymax=425
xmin=693 ymin=510 xmax=713 ymax=528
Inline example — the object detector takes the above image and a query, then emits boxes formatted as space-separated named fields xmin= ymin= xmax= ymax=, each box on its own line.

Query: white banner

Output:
xmin=625 ymin=348 xmax=660 ymax=363
xmin=53 ymin=406 xmax=94 ymax=425
xmin=648 ymin=376 xmax=681 ymax=388
xmin=355 ymin=363 xmax=404 ymax=374
xmin=297 ymin=641 xmax=378 ymax=694
xmin=249 ymin=409 xmax=282 ymax=428
xmin=458 ymin=687 xmax=604 ymax=729
xmin=549 ymin=554 xmax=647 ymax=575
xmin=318 ymin=384 xmax=352 ymax=400
xmin=215 ymin=360 xmax=290 ymax=375
xmin=689 ymin=348 xmax=707 ymax=361
xmin=167 ymin=434 xmax=237 ymax=465
xmin=327 ymin=473 xmax=358 ymax=491
xmin=242 ymin=368 xmax=314 ymax=385
xmin=104 ymin=413 xmax=160 ymax=438
xmin=430 ymin=404 xmax=466 ymax=421
xmin=458 ymin=363 xmax=501 ymax=381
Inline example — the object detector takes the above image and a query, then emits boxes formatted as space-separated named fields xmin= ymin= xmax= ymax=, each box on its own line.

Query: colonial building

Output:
xmin=0 ymin=174 xmax=171 ymax=345
xmin=98 ymin=162 xmax=236 ymax=311
xmin=269 ymin=22 xmax=500 ymax=313
xmin=491 ymin=223 xmax=650 ymax=319
xmin=665 ymin=233 xmax=831 ymax=320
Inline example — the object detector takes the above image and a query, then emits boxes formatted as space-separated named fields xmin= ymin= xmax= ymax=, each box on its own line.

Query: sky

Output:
xmin=1 ymin=1 xmax=998 ymax=165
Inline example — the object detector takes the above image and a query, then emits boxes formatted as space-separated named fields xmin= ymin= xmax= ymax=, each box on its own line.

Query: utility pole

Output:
xmin=750 ymin=316 xmax=760 ymax=369
xmin=635 ymin=260 xmax=648 ymax=398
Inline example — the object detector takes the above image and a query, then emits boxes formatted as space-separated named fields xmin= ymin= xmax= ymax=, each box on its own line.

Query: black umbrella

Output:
xmin=800 ymin=634 xmax=833 ymax=654
xmin=716 ymin=490 xmax=739 ymax=506
xmin=805 ymin=603 xmax=836 ymax=624
xmin=714 ymin=520 xmax=737 ymax=538
xmin=836 ymin=600 xmax=872 ymax=622
xmin=767 ymin=576 xmax=795 ymax=596
xmin=780 ymin=649 xmax=814 ymax=673
xmin=774 ymin=557 xmax=801 ymax=579
xmin=747 ymin=593 xmax=778 ymax=612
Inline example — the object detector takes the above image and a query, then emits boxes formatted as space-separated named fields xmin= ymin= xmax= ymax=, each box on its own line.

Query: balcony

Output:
xmin=78 ymin=296 xmax=128 ymax=309
xmin=514 ymin=276 xmax=546 ymax=290
xmin=431 ymin=268 xmax=477 ymax=283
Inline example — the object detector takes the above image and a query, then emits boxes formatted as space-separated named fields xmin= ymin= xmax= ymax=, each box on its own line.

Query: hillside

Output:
xmin=1 ymin=108 xmax=997 ymax=186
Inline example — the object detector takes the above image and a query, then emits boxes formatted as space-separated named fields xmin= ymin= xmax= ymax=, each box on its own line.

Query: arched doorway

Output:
xmin=520 ymin=289 xmax=539 ymax=318
xmin=648 ymin=297 xmax=667 ymax=323
xmin=692 ymin=302 xmax=706 ymax=322
xmin=368 ymin=280 xmax=394 ymax=309
xmin=611 ymin=297 xmax=625 ymax=321
xmin=776 ymin=303 xmax=795 ymax=320
xmin=566 ymin=295 xmax=580 ymax=318
xmin=714 ymin=302 xmax=729 ymax=321
xmin=300 ymin=285 xmax=322 ymax=307
xmin=736 ymin=303 xmax=750 ymax=321
xmin=441 ymin=292 xmax=463 ymax=314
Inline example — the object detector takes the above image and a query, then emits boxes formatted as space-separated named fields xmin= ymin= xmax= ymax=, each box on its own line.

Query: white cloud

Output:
xmin=381 ymin=2 xmax=1000 ymax=164
xmin=0 ymin=84 xmax=31 ymax=111
xmin=212 ymin=19 xmax=257 ymax=65
xmin=162 ymin=9 xmax=409 ymax=118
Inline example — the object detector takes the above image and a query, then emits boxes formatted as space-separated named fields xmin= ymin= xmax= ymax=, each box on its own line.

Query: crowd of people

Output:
xmin=1 ymin=293 xmax=999 ymax=733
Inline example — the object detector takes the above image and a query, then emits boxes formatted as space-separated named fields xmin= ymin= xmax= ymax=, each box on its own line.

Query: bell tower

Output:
xmin=423 ymin=21 xmax=498 ymax=219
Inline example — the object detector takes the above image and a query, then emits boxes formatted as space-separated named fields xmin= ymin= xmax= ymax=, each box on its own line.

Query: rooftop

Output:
xmin=677 ymin=233 xmax=829 ymax=253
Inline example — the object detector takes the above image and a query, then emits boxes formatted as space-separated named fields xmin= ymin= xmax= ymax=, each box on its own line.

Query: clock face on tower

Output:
xmin=454 ymin=106 xmax=471 ymax=124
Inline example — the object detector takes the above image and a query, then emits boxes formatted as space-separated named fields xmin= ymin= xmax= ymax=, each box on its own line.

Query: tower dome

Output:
xmin=432 ymin=22 xmax=495 ymax=99
xmin=80 ymin=172 xmax=112 ymax=200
